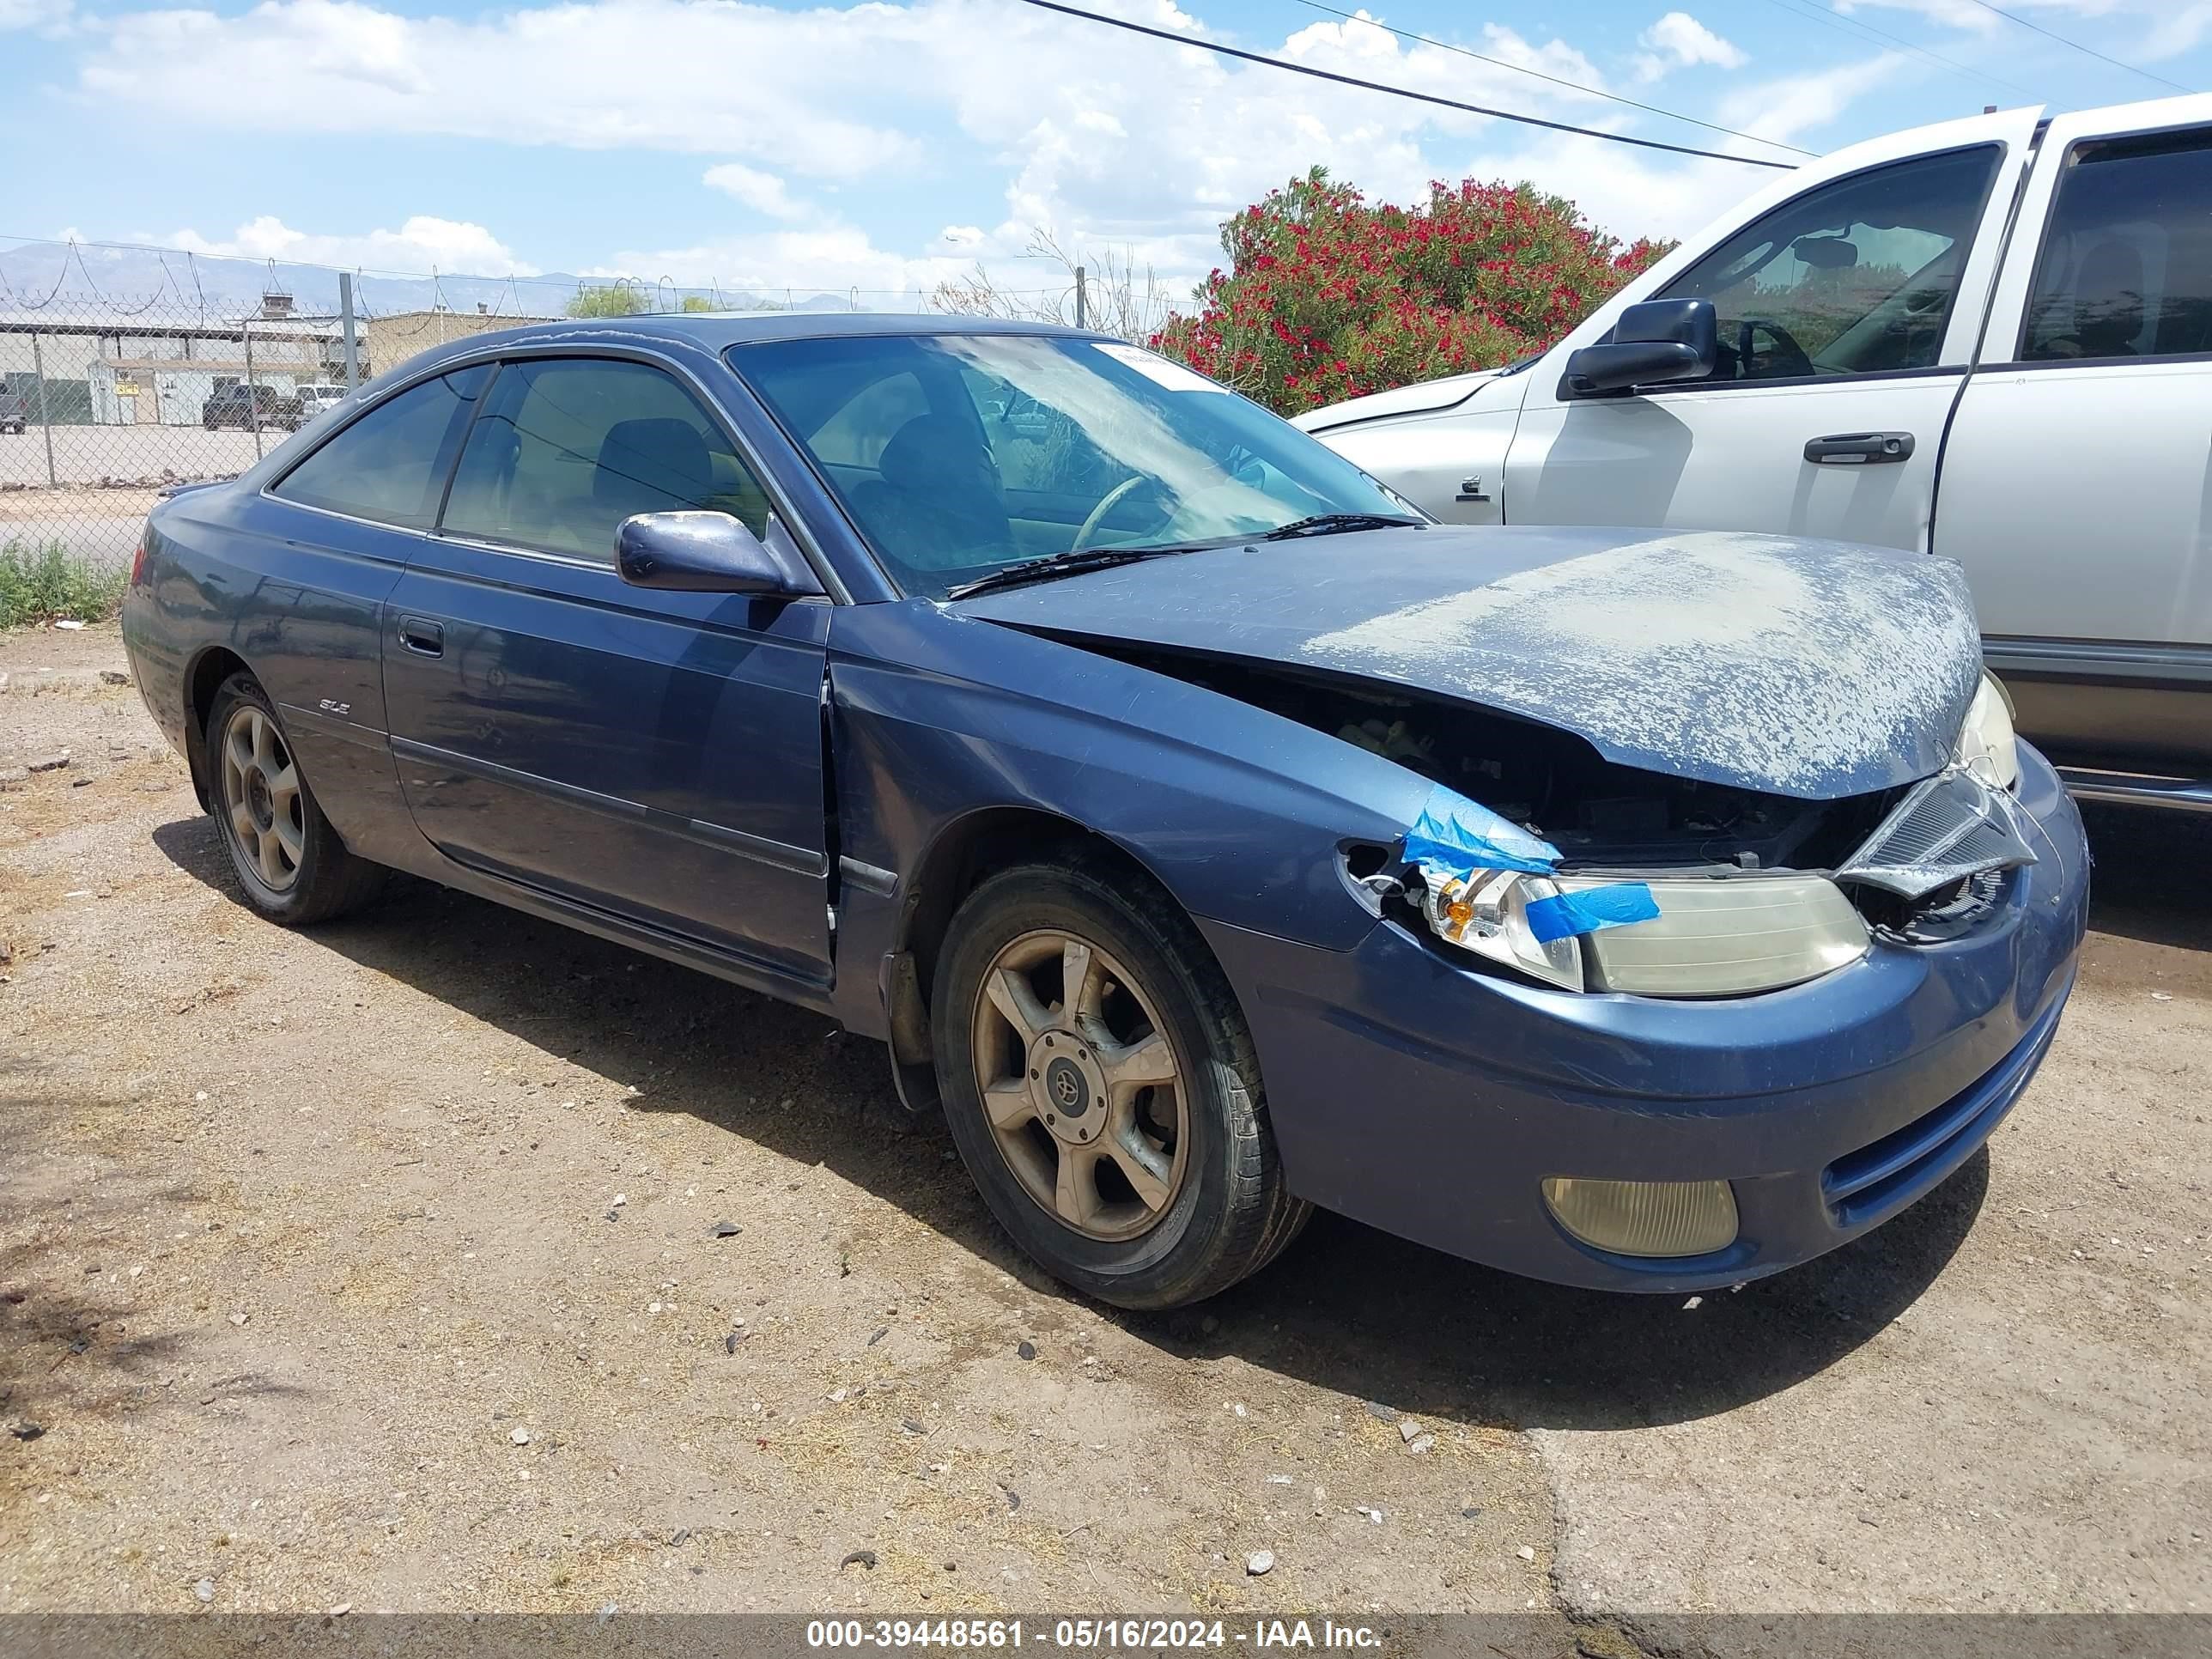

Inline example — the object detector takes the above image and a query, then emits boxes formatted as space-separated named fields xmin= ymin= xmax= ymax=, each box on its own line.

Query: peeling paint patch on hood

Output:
xmin=1300 ymin=531 xmax=1981 ymax=799
xmin=950 ymin=525 xmax=1982 ymax=800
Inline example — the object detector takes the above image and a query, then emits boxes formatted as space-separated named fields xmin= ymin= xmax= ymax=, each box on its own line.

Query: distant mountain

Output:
xmin=0 ymin=240 xmax=863 ymax=323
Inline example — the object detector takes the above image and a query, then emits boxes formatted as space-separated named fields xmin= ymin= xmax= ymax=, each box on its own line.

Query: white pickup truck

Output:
xmin=1297 ymin=95 xmax=2212 ymax=811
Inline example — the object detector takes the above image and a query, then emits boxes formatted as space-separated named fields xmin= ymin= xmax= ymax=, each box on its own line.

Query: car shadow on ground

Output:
xmin=153 ymin=815 xmax=1997 ymax=1436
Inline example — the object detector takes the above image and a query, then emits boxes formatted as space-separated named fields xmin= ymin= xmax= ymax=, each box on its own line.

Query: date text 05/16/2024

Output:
xmin=804 ymin=1619 xmax=1384 ymax=1650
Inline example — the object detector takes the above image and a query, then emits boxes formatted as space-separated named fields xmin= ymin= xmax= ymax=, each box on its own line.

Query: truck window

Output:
xmin=1656 ymin=146 xmax=2000 ymax=383
xmin=2021 ymin=129 xmax=2212 ymax=362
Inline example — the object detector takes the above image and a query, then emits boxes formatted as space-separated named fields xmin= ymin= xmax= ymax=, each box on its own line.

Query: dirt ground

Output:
xmin=1 ymin=623 xmax=2206 ymax=1628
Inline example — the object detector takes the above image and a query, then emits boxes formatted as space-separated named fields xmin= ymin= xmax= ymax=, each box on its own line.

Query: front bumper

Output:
xmin=1200 ymin=746 xmax=2090 ymax=1292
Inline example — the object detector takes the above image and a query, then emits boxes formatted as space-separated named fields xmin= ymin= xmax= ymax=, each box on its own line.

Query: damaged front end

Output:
xmin=1391 ymin=786 xmax=1887 ymax=997
xmin=1112 ymin=647 xmax=2037 ymax=998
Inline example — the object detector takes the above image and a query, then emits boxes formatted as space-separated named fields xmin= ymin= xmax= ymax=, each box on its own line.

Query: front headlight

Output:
xmin=1398 ymin=784 xmax=1868 ymax=999
xmin=1417 ymin=866 xmax=1583 ymax=992
xmin=1413 ymin=865 xmax=1871 ymax=997
xmin=1955 ymin=672 xmax=2019 ymax=791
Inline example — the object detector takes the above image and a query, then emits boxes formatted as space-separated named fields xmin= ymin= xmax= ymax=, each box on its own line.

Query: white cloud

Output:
xmin=2139 ymin=0 xmax=2212 ymax=60
xmin=1 ymin=0 xmax=71 ymax=29
xmin=1833 ymin=0 xmax=2003 ymax=30
xmin=1834 ymin=0 xmax=2166 ymax=43
xmin=167 ymin=214 xmax=538 ymax=275
xmin=702 ymin=163 xmax=806 ymax=221
xmin=1838 ymin=0 xmax=2212 ymax=70
xmin=1708 ymin=52 xmax=1906 ymax=153
xmin=1635 ymin=12 xmax=1749 ymax=83
xmin=82 ymin=0 xmax=921 ymax=178
xmin=70 ymin=1 xmax=1902 ymax=299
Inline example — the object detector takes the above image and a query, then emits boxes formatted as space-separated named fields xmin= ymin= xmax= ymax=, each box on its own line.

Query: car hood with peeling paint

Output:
xmin=949 ymin=526 xmax=1984 ymax=801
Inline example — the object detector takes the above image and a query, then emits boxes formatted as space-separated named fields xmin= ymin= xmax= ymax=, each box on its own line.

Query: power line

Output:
xmin=1750 ymin=0 xmax=2045 ymax=105
xmin=1017 ymin=0 xmax=1797 ymax=168
xmin=1957 ymin=0 xmax=2191 ymax=96
xmin=1283 ymin=0 xmax=1814 ymax=157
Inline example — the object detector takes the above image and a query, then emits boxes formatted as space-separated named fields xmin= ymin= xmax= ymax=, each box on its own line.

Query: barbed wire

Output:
xmin=0 ymin=231 xmax=1081 ymax=316
xmin=0 ymin=234 xmax=1121 ymax=600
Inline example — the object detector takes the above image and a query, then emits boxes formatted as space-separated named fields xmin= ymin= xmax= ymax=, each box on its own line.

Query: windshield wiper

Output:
xmin=944 ymin=544 xmax=1209 ymax=600
xmin=945 ymin=515 xmax=1419 ymax=599
xmin=1259 ymin=513 xmax=1425 ymax=540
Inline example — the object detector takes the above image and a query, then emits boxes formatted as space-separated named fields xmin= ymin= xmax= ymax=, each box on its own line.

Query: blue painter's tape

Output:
xmin=1401 ymin=783 xmax=1562 ymax=880
xmin=1524 ymin=883 xmax=1662 ymax=945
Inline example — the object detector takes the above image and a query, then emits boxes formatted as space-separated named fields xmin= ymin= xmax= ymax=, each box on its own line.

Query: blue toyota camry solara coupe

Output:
xmin=121 ymin=314 xmax=2089 ymax=1309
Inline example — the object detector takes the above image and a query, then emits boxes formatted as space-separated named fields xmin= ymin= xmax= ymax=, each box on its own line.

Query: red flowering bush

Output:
xmin=1152 ymin=168 xmax=1672 ymax=415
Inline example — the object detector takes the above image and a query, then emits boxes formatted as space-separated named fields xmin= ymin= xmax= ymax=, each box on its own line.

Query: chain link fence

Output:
xmin=0 ymin=235 xmax=1142 ymax=622
xmin=0 ymin=246 xmax=818 ymax=616
xmin=3 ymin=301 xmax=328 ymax=592
xmin=0 ymin=234 xmax=1141 ymax=623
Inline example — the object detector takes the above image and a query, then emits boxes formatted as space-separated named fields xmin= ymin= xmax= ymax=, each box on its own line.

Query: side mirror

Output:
xmin=1559 ymin=297 xmax=1718 ymax=398
xmin=615 ymin=510 xmax=823 ymax=597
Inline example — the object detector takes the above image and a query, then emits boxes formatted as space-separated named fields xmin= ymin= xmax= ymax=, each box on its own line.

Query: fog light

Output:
xmin=1541 ymin=1177 xmax=1739 ymax=1257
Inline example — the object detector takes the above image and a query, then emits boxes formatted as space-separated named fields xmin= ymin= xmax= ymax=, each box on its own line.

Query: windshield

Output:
xmin=734 ymin=331 xmax=1419 ymax=598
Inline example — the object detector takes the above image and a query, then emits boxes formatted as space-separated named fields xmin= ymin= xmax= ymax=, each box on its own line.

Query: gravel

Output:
xmin=3 ymin=623 xmax=2205 ymax=1622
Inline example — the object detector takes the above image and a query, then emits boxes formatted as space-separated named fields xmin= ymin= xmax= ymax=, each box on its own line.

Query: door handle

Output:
xmin=397 ymin=616 xmax=445 ymax=657
xmin=1804 ymin=431 xmax=1915 ymax=465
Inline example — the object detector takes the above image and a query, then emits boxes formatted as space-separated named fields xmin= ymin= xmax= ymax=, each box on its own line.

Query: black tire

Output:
xmin=933 ymin=854 xmax=1310 ymax=1310
xmin=205 ymin=672 xmax=385 ymax=926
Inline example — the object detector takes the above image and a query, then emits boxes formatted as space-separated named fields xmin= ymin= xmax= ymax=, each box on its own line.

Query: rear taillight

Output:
xmin=130 ymin=541 xmax=149 ymax=587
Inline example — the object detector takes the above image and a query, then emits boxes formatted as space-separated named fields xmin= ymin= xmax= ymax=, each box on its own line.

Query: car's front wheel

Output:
xmin=207 ymin=673 xmax=384 ymax=925
xmin=933 ymin=855 xmax=1309 ymax=1309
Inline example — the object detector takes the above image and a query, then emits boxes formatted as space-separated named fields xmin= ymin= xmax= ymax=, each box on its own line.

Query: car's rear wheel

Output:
xmin=933 ymin=855 xmax=1309 ymax=1309
xmin=207 ymin=673 xmax=384 ymax=925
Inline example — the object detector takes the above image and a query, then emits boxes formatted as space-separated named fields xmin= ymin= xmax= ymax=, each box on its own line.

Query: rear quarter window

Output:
xmin=269 ymin=365 xmax=489 ymax=530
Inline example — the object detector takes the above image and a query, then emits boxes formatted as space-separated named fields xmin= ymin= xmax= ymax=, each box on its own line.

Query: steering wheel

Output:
xmin=1737 ymin=319 xmax=1816 ymax=380
xmin=1070 ymin=476 xmax=1152 ymax=553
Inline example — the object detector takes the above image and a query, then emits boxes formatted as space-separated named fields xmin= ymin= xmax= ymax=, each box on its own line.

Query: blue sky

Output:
xmin=6 ymin=0 xmax=2212 ymax=303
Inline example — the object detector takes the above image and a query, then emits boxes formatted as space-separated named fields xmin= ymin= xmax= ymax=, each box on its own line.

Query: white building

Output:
xmin=88 ymin=357 xmax=316 ymax=427
xmin=3 ymin=292 xmax=343 ymax=426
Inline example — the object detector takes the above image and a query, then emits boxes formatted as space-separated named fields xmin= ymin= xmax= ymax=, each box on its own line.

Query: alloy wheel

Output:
xmin=969 ymin=927 xmax=1189 ymax=1241
xmin=220 ymin=703 xmax=303 ymax=892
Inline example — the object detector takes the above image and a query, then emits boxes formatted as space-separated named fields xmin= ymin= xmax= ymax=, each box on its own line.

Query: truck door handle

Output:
xmin=397 ymin=616 xmax=444 ymax=657
xmin=1804 ymin=431 xmax=1914 ymax=465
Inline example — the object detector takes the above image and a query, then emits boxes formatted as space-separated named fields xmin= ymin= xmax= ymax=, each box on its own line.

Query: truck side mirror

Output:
xmin=1559 ymin=298 xmax=1719 ymax=398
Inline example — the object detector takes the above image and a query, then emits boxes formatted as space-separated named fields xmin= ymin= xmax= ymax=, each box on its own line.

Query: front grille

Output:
xmin=1837 ymin=768 xmax=2036 ymax=902
xmin=1821 ymin=986 xmax=2069 ymax=1228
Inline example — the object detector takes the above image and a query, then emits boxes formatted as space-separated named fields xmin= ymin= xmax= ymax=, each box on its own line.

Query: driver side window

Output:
xmin=1657 ymin=147 xmax=1999 ymax=383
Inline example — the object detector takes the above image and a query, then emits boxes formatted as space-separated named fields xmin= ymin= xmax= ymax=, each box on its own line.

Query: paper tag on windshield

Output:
xmin=1094 ymin=342 xmax=1228 ymax=393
